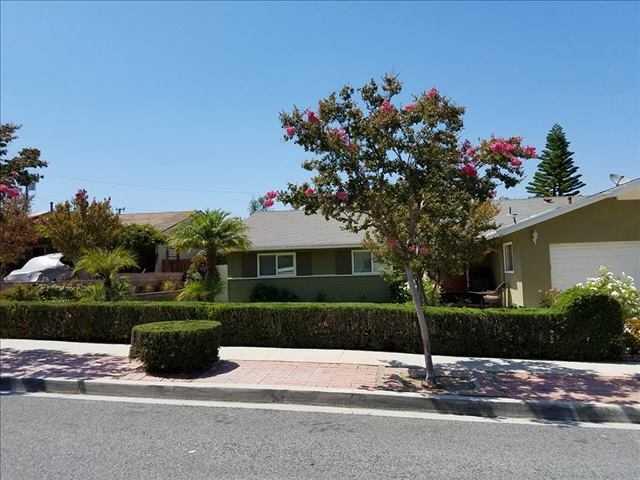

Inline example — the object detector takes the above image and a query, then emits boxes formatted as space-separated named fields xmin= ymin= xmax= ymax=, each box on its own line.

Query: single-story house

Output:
xmin=486 ymin=178 xmax=640 ymax=307
xmin=226 ymin=210 xmax=391 ymax=302
xmin=121 ymin=178 xmax=638 ymax=305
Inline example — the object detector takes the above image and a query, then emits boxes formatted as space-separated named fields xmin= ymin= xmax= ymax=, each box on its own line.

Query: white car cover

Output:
xmin=3 ymin=253 xmax=72 ymax=283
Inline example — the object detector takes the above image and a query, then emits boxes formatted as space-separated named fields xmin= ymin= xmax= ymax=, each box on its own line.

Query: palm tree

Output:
xmin=74 ymin=247 xmax=138 ymax=299
xmin=169 ymin=209 xmax=250 ymax=282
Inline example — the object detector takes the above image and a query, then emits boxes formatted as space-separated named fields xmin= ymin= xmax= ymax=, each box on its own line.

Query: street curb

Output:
xmin=1 ymin=376 xmax=638 ymax=424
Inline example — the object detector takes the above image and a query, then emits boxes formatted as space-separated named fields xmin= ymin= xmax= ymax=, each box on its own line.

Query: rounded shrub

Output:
xmin=554 ymin=288 xmax=624 ymax=361
xmin=130 ymin=320 xmax=221 ymax=373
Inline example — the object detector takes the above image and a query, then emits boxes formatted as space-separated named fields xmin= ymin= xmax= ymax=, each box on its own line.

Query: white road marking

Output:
xmin=6 ymin=391 xmax=640 ymax=431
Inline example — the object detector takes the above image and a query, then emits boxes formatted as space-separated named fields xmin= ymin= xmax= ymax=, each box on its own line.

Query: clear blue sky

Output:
xmin=1 ymin=1 xmax=638 ymax=216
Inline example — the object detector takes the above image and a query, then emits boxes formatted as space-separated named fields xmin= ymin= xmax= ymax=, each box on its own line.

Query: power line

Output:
xmin=44 ymin=175 xmax=257 ymax=196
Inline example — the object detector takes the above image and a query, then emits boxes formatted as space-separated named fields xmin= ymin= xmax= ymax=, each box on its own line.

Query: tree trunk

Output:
xmin=104 ymin=275 xmax=112 ymax=301
xmin=205 ymin=248 xmax=219 ymax=284
xmin=405 ymin=266 xmax=436 ymax=386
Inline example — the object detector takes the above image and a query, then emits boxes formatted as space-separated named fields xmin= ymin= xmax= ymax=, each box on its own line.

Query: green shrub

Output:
xmin=249 ymin=284 xmax=298 ymax=302
xmin=0 ymin=283 xmax=81 ymax=302
xmin=161 ymin=280 xmax=181 ymax=291
xmin=116 ymin=224 xmax=165 ymax=273
xmin=572 ymin=267 xmax=640 ymax=321
xmin=0 ymin=301 xmax=212 ymax=343
xmin=623 ymin=318 xmax=640 ymax=355
xmin=1 ymin=285 xmax=43 ymax=301
xmin=0 ymin=300 xmax=624 ymax=361
xmin=177 ymin=279 xmax=222 ymax=301
xmin=554 ymin=288 xmax=624 ymax=360
xmin=130 ymin=320 xmax=221 ymax=373
xmin=78 ymin=279 xmax=131 ymax=302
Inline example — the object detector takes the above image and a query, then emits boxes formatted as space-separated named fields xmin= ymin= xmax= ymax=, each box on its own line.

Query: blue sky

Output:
xmin=1 ymin=1 xmax=638 ymax=216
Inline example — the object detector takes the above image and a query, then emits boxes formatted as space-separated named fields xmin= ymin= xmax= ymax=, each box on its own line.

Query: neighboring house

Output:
xmin=110 ymin=177 xmax=640 ymax=305
xmin=225 ymin=210 xmax=390 ymax=302
xmin=486 ymin=178 xmax=640 ymax=307
xmin=119 ymin=211 xmax=193 ymax=272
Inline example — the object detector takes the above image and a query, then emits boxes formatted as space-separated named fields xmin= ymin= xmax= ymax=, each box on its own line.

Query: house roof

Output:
xmin=488 ymin=178 xmax=640 ymax=239
xmin=492 ymin=196 xmax=582 ymax=232
xmin=244 ymin=210 xmax=364 ymax=251
xmin=119 ymin=211 xmax=193 ymax=233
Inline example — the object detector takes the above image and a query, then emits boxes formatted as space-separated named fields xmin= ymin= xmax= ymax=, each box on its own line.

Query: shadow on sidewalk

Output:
xmin=376 ymin=357 xmax=640 ymax=406
xmin=0 ymin=348 xmax=133 ymax=380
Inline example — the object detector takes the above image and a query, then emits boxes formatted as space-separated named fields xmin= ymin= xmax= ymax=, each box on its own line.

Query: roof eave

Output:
xmin=487 ymin=178 xmax=639 ymax=239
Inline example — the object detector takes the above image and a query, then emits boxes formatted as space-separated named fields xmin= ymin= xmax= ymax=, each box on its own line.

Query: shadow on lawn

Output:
xmin=375 ymin=357 xmax=640 ymax=407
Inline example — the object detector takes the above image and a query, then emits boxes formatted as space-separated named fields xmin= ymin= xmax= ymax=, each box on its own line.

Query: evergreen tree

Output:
xmin=527 ymin=124 xmax=585 ymax=196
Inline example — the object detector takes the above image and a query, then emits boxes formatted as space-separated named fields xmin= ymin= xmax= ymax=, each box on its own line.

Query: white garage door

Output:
xmin=549 ymin=241 xmax=640 ymax=290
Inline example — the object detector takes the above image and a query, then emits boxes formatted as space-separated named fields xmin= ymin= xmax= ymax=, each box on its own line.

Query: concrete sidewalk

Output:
xmin=2 ymin=338 xmax=639 ymax=423
xmin=3 ymin=338 xmax=638 ymax=376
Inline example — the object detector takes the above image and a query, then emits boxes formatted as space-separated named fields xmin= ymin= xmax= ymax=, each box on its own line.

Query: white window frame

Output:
xmin=351 ymin=249 xmax=376 ymax=275
xmin=257 ymin=252 xmax=297 ymax=278
xmin=503 ymin=242 xmax=515 ymax=273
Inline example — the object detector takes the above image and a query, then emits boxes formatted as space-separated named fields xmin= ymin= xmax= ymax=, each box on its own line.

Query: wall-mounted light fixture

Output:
xmin=531 ymin=229 xmax=539 ymax=245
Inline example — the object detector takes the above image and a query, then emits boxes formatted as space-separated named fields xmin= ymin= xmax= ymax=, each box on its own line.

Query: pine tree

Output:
xmin=527 ymin=124 xmax=585 ymax=196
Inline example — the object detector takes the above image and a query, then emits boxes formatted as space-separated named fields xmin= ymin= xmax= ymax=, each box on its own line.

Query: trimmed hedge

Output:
xmin=555 ymin=289 xmax=624 ymax=360
xmin=130 ymin=320 xmax=221 ymax=373
xmin=0 ymin=296 xmax=624 ymax=361
xmin=0 ymin=302 xmax=211 ymax=343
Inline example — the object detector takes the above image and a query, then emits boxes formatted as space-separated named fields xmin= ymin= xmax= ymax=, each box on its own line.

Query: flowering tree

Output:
xmin=0 ymin=123 xmax=46 ymax=274
xmin=274 ymin=75 xmax=536 ymax=385
xmin=248 ymin=191 xmax=279 ymax=215
xmin=0 ymin=123 xmax=47 ymax=201
xmin=39 ymin=189 xmax=123 ymax=263
xmin=0 ymin=197 xmax=38 ymax=275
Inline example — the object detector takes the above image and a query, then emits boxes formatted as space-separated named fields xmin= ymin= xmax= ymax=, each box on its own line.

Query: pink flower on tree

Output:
xmin=0 ymin=183 xmax=20 ymax=199
xmin=304 ymin=187 xmax=316 ymax=197
xmin=379 ymin=99 xmax=395 ymax=114
xmin=460 ymin=163 xmax=478 ymax=177
xmin=489 ymin=139 xmax=516 ymax=155
xmin=265 ymin=190 xmax=278 ymax=200
xmin=306 ymin=110 xmax=320 ymax=124
xmin=329 ymin=128 xmax=350 ymax=145
xmin=425 ymin=87 xmax=439 ymax=99
xmin=523 ymin=146 xmax=537 ymax=158
xmin=509 ymin=158 xmax=523 ymax=168
xmin=403 ymin=103 xmax=416 ymax=112
xmin=262 ymin=198 xmax=274 ymax=208
xmin=285 ymin=126 xmax=296 ymax=138
xmin=335 ymin=190 xmax=349 ymax=202
xmin=75 ymin=189 xmax=88 ymax=203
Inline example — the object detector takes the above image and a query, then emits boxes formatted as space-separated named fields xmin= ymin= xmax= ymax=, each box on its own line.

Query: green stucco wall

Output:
xmin=493 ymin=198 xmax=640 ymax=306
xmin=228 ymin=275 xmax=391 ymax=302
xmin=226 ymin=248 xmax=391 ymax=302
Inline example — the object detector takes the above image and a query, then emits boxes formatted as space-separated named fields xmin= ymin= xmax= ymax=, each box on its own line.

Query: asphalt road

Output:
xmin=1 ymin=395 xmax=639 ymax=480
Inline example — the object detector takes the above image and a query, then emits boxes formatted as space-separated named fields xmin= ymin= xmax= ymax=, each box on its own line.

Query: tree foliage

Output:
xmin=0 ymin=197 xmax=38 ymax=275
xmin=74 ymin=247 xmax=138 ymax=300
xmin=39 ymin=189 xmax=122 ymax=262
xmin=276 ymin=74 xmax=536 ymax=384
xmin=526 ymin=124 xmax=584 ymax=196
xmin=116 ymin=223 xmax=165 ymax=272
xmin=0 ymin=123 xmax=47 ymax=191
xmin=0 ymin=123 xmax=46 ymax=274
xmin=169 ymin=209 xmax=250 ymax=282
